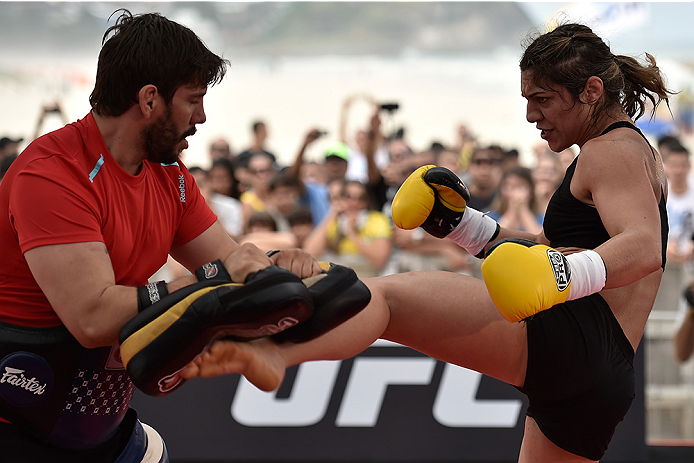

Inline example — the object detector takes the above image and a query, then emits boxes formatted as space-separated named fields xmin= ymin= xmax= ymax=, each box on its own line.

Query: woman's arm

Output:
xmin=573 ymin=138 xmax=663 ymax=287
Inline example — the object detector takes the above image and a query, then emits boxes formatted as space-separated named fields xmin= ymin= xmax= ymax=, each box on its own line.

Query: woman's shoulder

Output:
xmin=579 ymin=126 xmax=651 ymax=169
xmin=576 ymin=126 xmax=667 ymax=209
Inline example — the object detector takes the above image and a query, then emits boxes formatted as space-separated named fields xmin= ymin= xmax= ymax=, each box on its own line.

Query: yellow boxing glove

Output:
xmin=392 ymin=165 xmax=499 ymax=257
xmin=481 ymin=238 xmax=606 ymax=322
xmin=392 ymin=165 xmax=468 ymax=237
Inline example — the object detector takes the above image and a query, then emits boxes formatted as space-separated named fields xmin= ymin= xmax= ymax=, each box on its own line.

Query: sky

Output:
xmin=518 ymin=2 xmax=694 ymax=62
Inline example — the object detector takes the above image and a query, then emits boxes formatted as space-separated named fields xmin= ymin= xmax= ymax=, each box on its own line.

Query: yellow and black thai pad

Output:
xmin=272 ymin=262 xmax=371 ymax=344
xmin=119 ymin=266 xmax=313 ymax=397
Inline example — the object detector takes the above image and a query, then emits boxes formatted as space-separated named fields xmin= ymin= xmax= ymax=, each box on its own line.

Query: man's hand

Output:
xmin=303 ymin=128 xmax=323 ymax=147
xmin=270 ymin=248 xmax=323 ymax=279
xmin=369 ymin=109 xmax=381 ymax=138
xmin=223 ymin=244 xmax=322 ymax=282
xmin=223 ymin=243 xmax=273 ymax=282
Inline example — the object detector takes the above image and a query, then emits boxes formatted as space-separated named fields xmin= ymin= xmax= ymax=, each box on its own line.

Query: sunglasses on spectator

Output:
xmin=343 ymin=193 xmax=368 ymax=201
xmin=250 ymin=167 xmax=273 ymax=175
xmin=470 ymin=158 xmax=503 ymax=166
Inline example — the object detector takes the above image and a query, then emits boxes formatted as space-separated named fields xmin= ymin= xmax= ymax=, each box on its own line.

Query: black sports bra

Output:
xmin=543 ymin=121 xmax=668 ymax=269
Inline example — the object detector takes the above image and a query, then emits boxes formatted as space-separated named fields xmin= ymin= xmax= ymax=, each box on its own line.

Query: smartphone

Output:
xmin=380 ymin=102 xmax=399 ymax=112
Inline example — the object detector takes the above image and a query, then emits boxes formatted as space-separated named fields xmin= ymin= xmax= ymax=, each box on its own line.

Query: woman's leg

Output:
xmin=185 ymin=270 xmax=603 ymax=462
xmin=374 ymin=271 xmax=527 ymax=385
xmin=518 ymin=417 xmax=598 ymax=463
xmin=184 ymin=270 xmax=527 ymax=389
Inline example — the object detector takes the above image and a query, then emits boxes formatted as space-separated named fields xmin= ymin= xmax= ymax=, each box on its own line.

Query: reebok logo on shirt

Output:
xmin=178 ymin=175 xmax=186 ymax=203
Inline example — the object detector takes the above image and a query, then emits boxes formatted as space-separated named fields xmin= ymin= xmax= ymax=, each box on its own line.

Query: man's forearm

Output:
xmin=674 ymin=307 xmax=694 ymax=363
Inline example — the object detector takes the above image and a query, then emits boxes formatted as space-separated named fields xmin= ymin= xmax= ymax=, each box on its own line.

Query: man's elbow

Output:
xmin=68 ymin=321 xmax=115 ymax=349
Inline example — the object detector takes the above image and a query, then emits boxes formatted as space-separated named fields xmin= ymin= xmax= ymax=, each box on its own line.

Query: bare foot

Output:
xmin=180 ymin=338 xmax=286 ymax=391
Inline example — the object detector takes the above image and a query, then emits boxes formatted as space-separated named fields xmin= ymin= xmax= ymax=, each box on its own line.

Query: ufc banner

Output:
xmin=131 ymin=341 xmax=646 ymax=462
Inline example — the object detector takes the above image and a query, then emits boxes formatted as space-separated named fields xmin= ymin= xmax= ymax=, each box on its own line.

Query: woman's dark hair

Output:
xmin=495 ymin=166 xmax=538 ymax=215
xmin=520 ymin=23 xmax=673 ymax=125
xmin=270 ymin=171 xmax=305 ymax=196
xmin=90 ymin=9 xmax=229 ymax=116
xmin=287 ymin=207 xmax=314 ymax=227
xmin=341 ymin=180 xmax=373 ymax=210
xmin=210 ymin=158 xmax=241 ymax=199
xmin=248 ymin=212 xmax=278 ymax=232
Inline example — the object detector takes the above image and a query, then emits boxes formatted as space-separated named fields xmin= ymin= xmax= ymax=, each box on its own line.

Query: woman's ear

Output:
xmin=581 ymin=76 xmax=604 ymax=105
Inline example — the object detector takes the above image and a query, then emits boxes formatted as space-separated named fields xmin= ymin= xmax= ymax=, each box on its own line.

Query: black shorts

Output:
xmin=0 ymin=408 xmax=136 ymax=463
xmin=516 ymin=294 xmax=635 ymax=461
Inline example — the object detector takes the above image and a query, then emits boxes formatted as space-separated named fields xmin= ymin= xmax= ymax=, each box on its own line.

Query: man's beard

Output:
xmin=141 ymin=106 xmax=195 ymax=165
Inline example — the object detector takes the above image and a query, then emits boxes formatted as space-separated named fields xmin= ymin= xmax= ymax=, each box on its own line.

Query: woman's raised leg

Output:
xmin=183 ymin=270 xmax=528 ymax=390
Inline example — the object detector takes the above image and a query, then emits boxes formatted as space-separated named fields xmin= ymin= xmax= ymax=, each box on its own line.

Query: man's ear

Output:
xmin=581 ymin=76 xmax=604 ymax=105
xmin=138 ymin=85 xmax=159 ymax=118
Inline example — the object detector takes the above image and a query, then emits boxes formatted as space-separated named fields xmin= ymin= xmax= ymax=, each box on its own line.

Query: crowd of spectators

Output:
xmin=144 ymin=95 xmax=580 ymax=281
xmin=3 ymin=95 xmax=694 ymax=332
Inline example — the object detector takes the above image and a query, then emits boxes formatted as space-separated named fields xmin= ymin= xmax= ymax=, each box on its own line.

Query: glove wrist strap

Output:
xmin=566 ymin=250 xmax=606 ymax=300
xmin=447 ymin=207 xmax=499 ymax=258
xmin=137 ymin=281 xmax=169 ymax=313
xmin=195 ymin=259 xmax=232 ymax=282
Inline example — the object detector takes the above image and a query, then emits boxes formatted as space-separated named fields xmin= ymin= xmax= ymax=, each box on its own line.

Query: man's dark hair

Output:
xmin=210 ymin=158 xmax=241 ymax=199
xmin=0 ymin=154 xmax=17 ymax=179
xmin=252 ymin=121 xmax=265 ymax=134
xmin=248 ymin=212 xmax=278 ymax=232
xmin=429 ymin=141 xmax=446 ymax=152
xmin=664 ymin=143 xmax=690 ymax=160
xmin=188 ymin=165 xmax=209 ymax=178
xmin=288 ymin=207 xmax=313 ymax=227
xmin=89 ymin=9 xmax=229 ymax=116
xmin=471 ymin=145 xmax=504 ymax=162
xmin=269 ymin=172 xmax=304 ymax=194
xmin=657 ymin=134 xmax=684 ymax=152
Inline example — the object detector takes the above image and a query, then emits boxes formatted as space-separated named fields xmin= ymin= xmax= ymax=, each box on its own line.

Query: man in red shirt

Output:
xmin=0 ymin=9 xmax=320 ymax=463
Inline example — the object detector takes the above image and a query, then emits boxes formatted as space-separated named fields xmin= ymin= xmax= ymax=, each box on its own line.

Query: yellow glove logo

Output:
xmin=546 ymin=248 xmax=571 ymax=292
xmin=481 ymin=241 xmax=572 ymax=322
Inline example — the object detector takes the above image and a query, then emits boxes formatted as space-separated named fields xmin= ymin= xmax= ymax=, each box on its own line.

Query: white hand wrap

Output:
xmin=446 ymin=207 xmax=499 ymax=257
xmin=566 ymin=249 xmax=607 ymax=300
